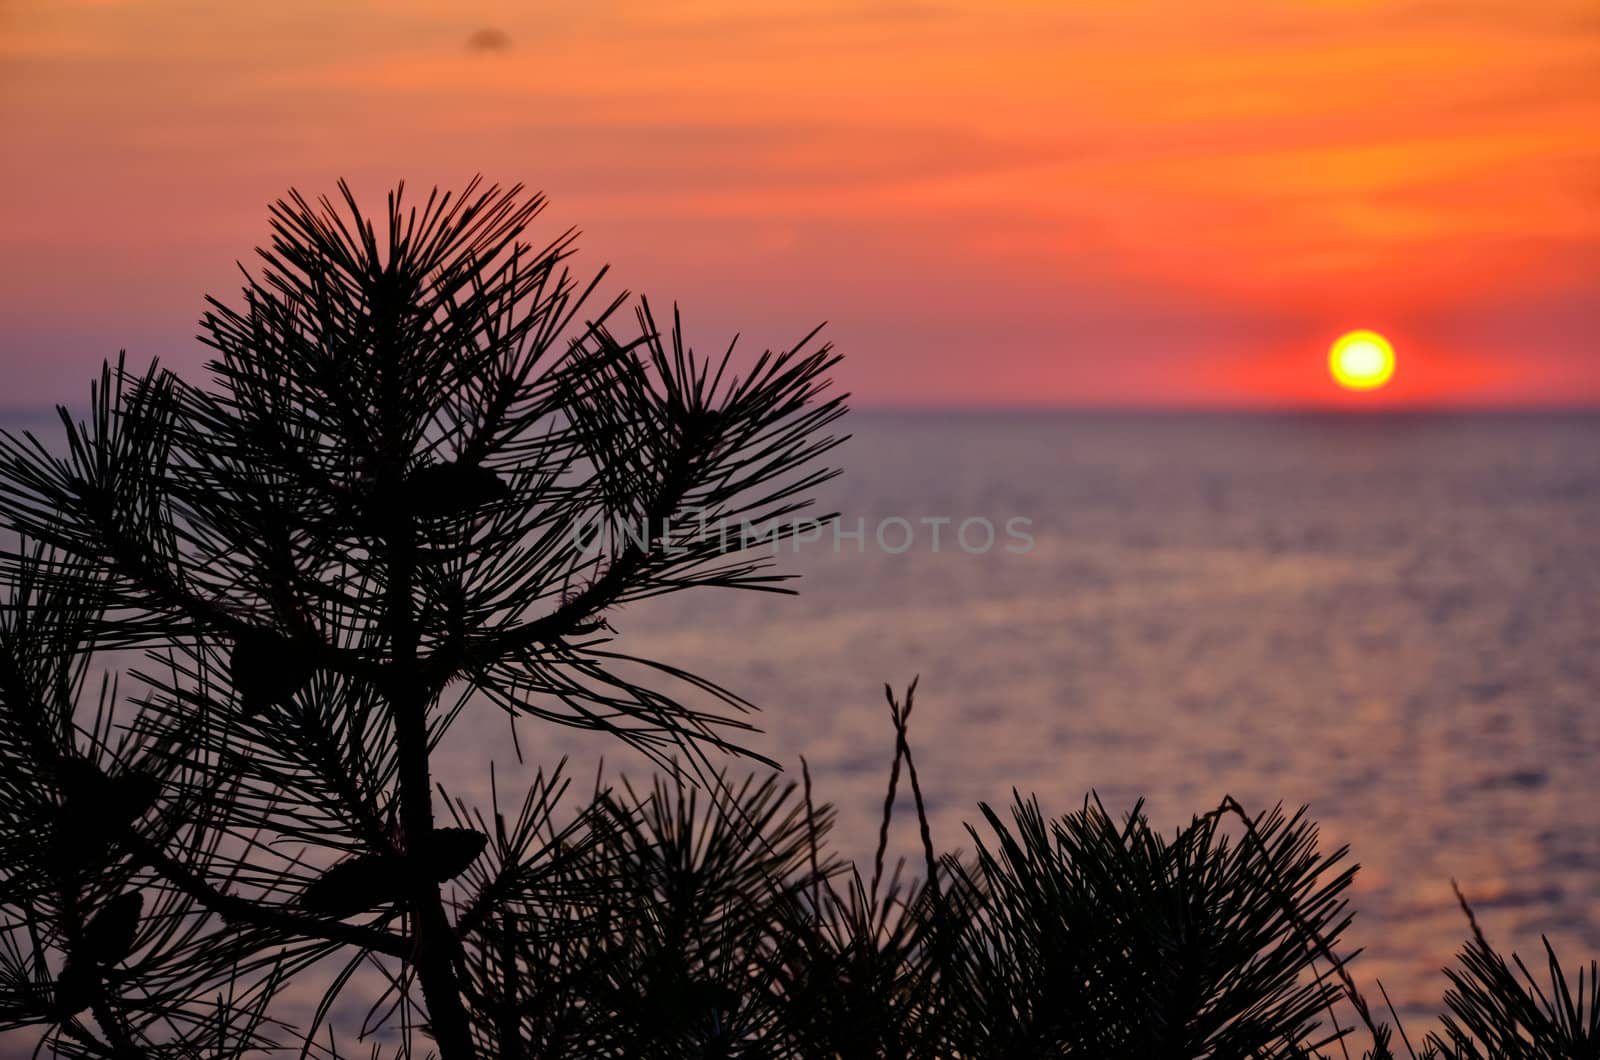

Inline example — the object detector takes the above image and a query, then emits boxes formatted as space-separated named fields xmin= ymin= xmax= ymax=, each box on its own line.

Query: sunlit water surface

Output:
xmin=5 ymin=408 xmax=1598 ymax=1040
xmin=505 ymin=410 xmax=1600 ymax=1023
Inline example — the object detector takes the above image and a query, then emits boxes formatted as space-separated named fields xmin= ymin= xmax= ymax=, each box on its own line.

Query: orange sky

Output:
xmin=1 ymin=0 xmax=1596 ymax=407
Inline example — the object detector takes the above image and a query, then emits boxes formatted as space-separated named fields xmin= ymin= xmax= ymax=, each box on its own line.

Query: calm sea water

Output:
xmin=5 ymin=408 xmax=1598 ymax=1032
xmin=508 ymin=410 xmax=1600 ymax=1020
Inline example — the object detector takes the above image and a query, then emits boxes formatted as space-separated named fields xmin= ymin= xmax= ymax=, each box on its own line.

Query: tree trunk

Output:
xmin=385 ymin=507 xmax=477 ymax=1059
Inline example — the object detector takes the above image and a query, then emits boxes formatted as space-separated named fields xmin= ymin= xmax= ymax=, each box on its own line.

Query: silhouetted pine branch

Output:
xmin=1421 ymin=883 xmax=1599 ymax=1059
xmin=0 ymin=178 xmax=845 ymax=1058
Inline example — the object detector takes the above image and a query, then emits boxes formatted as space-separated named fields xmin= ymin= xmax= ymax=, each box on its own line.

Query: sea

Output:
xmin=4 ymin=407 xmax=1598 ymax=1035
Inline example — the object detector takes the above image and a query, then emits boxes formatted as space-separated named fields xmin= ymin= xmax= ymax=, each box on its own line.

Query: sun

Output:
xmin=1328 ymin=330 xmax=1395 ymax=391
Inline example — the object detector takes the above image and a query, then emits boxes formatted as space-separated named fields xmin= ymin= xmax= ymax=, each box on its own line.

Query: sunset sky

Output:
xmin=1 ymin=0 xmax=1595 ymax=407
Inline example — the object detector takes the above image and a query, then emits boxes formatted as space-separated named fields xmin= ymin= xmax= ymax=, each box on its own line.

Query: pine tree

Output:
xmin=0 ymin=179 xmax=844 ymax=1057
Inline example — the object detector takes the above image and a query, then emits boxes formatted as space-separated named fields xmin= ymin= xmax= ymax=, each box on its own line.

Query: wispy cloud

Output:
xmin=465 ymin=26 xmax=512 ymax=53
xmin=0 ymin=0 xmax=1594 ymax=405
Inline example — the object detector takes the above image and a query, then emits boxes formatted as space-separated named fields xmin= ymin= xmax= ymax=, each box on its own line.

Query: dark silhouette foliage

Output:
xmin=0 ymin=181 xmax=1591 ymax=1058
xmin=1423 ymin=885 xmax=1599 ymax=1059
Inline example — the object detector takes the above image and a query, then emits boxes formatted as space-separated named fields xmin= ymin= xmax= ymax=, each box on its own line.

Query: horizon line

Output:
xmin=3 ymin=400 xmax=1599 ymax=419
xmin=848 ymin=401 xmax=1600 ymax=416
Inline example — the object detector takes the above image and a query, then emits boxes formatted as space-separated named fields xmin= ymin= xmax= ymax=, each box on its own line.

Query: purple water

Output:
xmin=5 ymin=407 xmax=1597 ymax=1041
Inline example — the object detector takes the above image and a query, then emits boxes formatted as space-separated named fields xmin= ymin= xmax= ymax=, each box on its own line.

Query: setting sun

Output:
xmin=1329 ymin=330 xmax=1396 ymax=392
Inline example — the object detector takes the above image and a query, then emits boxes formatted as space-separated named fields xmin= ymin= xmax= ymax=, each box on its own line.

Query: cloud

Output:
xmin=465 ymin=27 xmax=511 ymax=53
